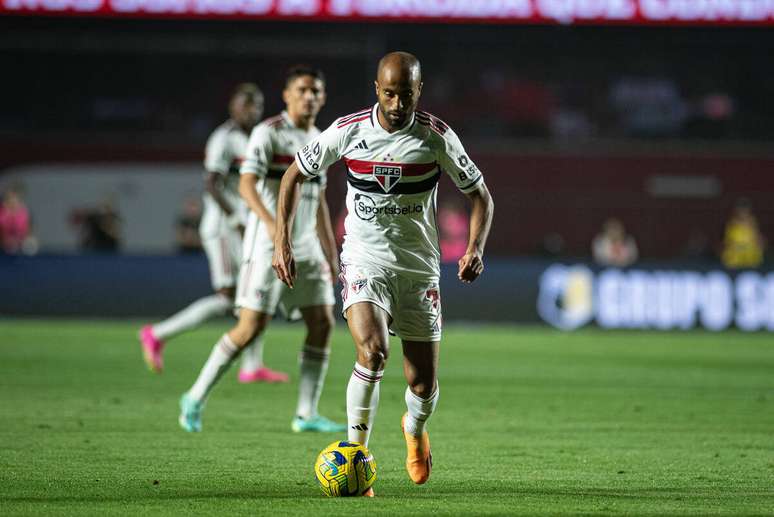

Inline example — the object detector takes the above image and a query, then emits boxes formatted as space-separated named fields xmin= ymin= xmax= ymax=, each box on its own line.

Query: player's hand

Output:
xmin=272 ymin=240 xmax=296 ymax=288
xmin=458 ymin=250 xmax=484 ymax=283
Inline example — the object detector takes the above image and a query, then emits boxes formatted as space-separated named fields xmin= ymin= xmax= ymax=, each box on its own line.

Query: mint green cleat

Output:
xmin=291 ymin=415 xmax=347 ymax=433
xmin=179 ymin=393 xmax=204 ymax=432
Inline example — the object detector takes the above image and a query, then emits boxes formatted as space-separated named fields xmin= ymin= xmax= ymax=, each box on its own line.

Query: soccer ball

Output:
xmin=314 ymin=441 xmax=377 ymax=497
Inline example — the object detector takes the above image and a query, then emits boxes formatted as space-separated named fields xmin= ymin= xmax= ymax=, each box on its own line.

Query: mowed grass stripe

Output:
xmin=0 ymin=319 xmax=772 ymax=516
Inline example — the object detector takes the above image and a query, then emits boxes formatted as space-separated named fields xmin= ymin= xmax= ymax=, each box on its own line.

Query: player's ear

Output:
xmin=282 ymin=87 xmax=290 ymax=105
xmin=374 ymin=80 xmax=379 ymax=97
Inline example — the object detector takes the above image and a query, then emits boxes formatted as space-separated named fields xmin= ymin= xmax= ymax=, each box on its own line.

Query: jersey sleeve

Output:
xmin=203 ymin=129 xmax=231 ymax=174
xmin=294 ymin=121 xmax=345 ymax=179
xmin=240 ymin=123 xmax=272 ymax=177
xmin=437 ymin=127 xmax=484 ymax=194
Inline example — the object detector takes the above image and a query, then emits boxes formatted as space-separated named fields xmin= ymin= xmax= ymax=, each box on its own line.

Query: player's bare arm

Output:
xmin=458 ymin=182 xmax=494 ymax=283
xmin=315 ymin=187 xmax=339 ymax=284
xmin=272 ymin=161 xmax=306 ymax=288
xmin=205 ymin=171 xmax=242 ymax=232
xmin=204 ymin=171 xmax=234 ymax=215
xmin=238 ymin=173 xmax=276 ymax=239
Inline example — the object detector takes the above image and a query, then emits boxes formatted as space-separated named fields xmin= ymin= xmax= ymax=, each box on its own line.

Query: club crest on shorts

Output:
xmin=373 ymin=164 xmax=402 ymax=193
xmin=351 ymin=277 xmax=368 ymax=294
xmin=425 ymin=288 xmax=440 ymax=310
xmin=425 ymin=287 xmax=442 ymax=332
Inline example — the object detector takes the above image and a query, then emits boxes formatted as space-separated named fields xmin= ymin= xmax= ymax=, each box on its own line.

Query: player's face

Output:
xmin=231 ymin=94 xmax=263 ymax=131
xmin=375 ymin=70 xmax=422 ymax=131
xmin=284 ymin=75 xmax=326 ymax=121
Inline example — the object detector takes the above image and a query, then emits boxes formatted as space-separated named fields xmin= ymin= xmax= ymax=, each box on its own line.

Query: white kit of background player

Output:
xmin=178 ymin=67 xmax=345 ymax=434
xmin=139 ymin=84 xmax=288 ymax=384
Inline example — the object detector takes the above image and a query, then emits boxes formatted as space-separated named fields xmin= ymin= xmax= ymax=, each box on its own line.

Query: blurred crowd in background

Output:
xmin=1 ymin=18 xmax=772 ymax=267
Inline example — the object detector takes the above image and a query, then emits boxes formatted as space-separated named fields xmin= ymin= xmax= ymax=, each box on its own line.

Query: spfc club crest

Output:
xmin=425 ymin=288 xmax=440 ymax=310
xmin=425 ymin=287 xmax=442 ymax=331
xmin=352 ymin=277 xmax=368 ymax=294
xmin=373 ymin=164 xmax=402 ymax=193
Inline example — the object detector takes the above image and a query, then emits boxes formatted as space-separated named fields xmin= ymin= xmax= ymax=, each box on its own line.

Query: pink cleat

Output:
xmin=237 ymin=366 xmax=289 ymax=384
xmin=139 ymin=325 xmax=165 ymax=373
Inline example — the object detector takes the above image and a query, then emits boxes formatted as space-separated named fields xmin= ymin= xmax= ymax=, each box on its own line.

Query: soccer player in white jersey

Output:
xmin=138 ymin=84 xmax=288 ymax=384
xmin=274 ymin=53 xmax=494 ymax=489
xmin=178 ymin=66 xmax=346 ymax=434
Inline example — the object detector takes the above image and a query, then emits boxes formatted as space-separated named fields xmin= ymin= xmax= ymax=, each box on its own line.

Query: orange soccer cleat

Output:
xmin=401 ymin=412 xmax=432 ymax=484
xmin=362 ymin=487 xmax=375 ymax=497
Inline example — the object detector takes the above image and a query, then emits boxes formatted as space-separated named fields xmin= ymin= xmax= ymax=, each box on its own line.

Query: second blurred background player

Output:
xmin=178 ymin=66 xmax=345 ymax=433
xmin=139 ymin=84 xmax=288 ymax=383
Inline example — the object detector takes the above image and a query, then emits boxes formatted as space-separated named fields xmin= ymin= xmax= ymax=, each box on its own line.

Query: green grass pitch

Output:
xmin=1 ymin=319 xmax=773 ymax=516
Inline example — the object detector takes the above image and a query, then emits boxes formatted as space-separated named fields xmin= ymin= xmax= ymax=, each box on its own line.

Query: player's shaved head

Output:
xmin=377 ymin=52 xmax=422 ymax=85
xmin=374 ymin=52 xmax=423 ymax=132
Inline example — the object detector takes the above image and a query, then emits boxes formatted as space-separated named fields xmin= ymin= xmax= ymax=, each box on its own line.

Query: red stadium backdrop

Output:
xmin=2 ymin=0 xmax=774 ymax=25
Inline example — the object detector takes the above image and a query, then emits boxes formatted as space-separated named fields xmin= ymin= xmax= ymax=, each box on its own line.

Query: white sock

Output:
xmin=346 ymin=363 xmax=383 ymax=447
xmin=188 ymin=334 xmax=240 ymax=402
xmin=403 ymin=385 xmax=439 ymax=437
xmin=295 ymin=346 xmax=330 ymax=419
xmin=239 ymin=335 xmax=265 ymax=372
xmin=153 ymin=294 xmax=231 ymax=341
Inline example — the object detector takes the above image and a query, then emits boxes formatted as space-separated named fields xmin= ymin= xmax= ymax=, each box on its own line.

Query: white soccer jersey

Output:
xmin=240 ymin=111 xmax=327 ymax=261
xmin=201 ymin=119 xmax=249 ymax=239
xmin=295 ymin=104 xmax=483 ymax=279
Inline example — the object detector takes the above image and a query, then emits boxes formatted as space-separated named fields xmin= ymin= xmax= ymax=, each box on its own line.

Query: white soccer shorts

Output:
xmin=201 ymin=229 xmax=242 ymax=290
xmin=236 ymin=254 xmax=335 ymax=315
xmin=339 ymin=262 xmax=442 ymax=341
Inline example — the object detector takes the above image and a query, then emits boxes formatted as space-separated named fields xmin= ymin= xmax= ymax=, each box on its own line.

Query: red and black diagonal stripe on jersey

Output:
xmin=264 ymin=115 xmax=285 ymax=128
xmin=415 ymin=110 xmax=448 ymax=136
xmin=337 ymin=107 xmax=371 ymax=129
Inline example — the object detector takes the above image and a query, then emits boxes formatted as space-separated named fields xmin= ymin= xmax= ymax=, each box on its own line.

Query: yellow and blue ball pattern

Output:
xmin=314 ymin=441 xmax=377 ymax=496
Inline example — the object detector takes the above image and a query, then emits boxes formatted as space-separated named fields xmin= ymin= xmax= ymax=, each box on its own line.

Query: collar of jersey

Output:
xmin=371 ymin=103 xmax=416 ymax=135
xmin=280 ymin=110 xmax=295 ymax=128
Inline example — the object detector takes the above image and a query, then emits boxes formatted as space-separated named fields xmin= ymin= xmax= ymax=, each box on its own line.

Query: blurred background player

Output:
xmin=178 ymin=66 xmax=345 ymax=434
xmin=273 ymin=52 xmax=494 ymax=490
xmin=139 ymin=84 xmax=288 ymax=383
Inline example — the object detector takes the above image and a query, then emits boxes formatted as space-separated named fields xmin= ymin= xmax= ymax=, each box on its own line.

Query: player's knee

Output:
xmin=232 ymin=318 xmax=266 ymax=347
xmin=313 ymin=310 xmax=334 ymax=340
xmin=357 ymin=335 xmax=389 ymax=370
xmin=408 ymin=379 xmax=435 ymax=400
